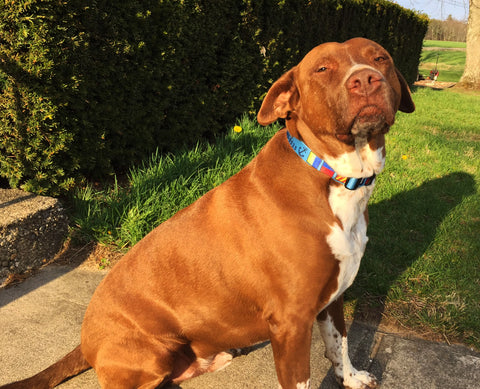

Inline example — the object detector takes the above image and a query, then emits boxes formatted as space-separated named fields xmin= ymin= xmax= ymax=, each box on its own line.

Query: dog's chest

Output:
xmin=326 ymin=185 xmax=370 ymax=298
xmin=324 ymin=144 xmax=384 ymax=303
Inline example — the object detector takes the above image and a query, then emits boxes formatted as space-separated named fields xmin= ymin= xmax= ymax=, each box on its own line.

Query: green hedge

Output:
xmin=0 ymin=0 xmax=428 ymax=195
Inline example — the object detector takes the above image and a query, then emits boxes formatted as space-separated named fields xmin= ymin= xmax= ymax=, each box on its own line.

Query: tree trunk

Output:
xmin=458 ymin=0 xmax=480 ymax=89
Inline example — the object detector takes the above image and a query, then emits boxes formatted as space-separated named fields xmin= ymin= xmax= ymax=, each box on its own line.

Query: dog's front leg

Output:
xmin=268 ymin=315 xmax=313 ymax=389
xmin=316 ymin=296 xmax=378 ymax=389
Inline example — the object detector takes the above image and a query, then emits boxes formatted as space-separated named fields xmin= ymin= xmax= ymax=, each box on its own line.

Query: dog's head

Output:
xmin=257 ymin=38 xmax=415 ymax=145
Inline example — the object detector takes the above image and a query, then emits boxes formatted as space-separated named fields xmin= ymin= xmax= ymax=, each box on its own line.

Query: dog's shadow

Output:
xmin=319 ymin=171 xmax=476 ymax=388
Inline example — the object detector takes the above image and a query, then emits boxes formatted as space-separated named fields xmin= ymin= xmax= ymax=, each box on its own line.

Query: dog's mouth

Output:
xmin=336 ymin=105 xmax=393 ymax=144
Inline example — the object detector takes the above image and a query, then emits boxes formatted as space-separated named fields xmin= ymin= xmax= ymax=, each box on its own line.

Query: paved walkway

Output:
xmin=1 ymin=265 xmax=479 ymax=388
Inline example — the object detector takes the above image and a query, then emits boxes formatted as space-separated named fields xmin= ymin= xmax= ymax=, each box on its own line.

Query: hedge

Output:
xmin=0 ymin=0 xmax=428 ymax=195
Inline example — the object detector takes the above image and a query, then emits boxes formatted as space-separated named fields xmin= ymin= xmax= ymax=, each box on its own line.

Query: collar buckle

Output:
xmin=345 ymin=177 xmax=361 ymax=190
xmin=344 ymin=175 xmax=376 ymax=190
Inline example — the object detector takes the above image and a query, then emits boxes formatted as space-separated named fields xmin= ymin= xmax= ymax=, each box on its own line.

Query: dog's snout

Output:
xmin=346 ymin=69 xmax=383 ymax=96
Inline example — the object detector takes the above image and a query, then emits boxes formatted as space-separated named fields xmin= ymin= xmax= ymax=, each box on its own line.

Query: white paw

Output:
xmin=341 ymin=370 xmax=378 ymax=389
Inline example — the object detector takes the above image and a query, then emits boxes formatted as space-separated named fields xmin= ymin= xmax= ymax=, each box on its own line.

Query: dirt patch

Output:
xmin=80 ymin=242 xmax=124 ymax=270
xmin=52 ymin=239 xmax=124 ymax=270
xmin=423 ymin=47 xmax=466 ymax=51
xmin=414 ymin=80 xmax=457 ymax=89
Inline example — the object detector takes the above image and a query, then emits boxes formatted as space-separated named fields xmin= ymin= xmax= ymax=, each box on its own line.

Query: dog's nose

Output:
xmin=346 ymin=69 xmax=383 ymax=96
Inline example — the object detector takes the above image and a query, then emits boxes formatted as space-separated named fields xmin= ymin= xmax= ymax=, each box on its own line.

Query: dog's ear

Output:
xmin=395 ymin=68 xmax=415 ymax=113
xmin=257 ymin=68 xmax=299 ymax=125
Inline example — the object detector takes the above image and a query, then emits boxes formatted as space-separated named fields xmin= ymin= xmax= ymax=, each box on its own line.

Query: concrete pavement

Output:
xmin=1 ymin=264 xmax=479 ymax=388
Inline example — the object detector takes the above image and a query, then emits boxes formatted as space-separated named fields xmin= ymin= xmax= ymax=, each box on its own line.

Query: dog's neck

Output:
xmin=285 ymin=115 xmax=386 ymax=179
xmin=286 ymin=114 xmax=351 ymax=158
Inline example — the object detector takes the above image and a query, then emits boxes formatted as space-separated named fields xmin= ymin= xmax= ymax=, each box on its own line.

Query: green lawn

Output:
xmin=419 ymin=40 xmax=466 ymax=82
xmin=423 ymin=40 xmax=466 ymax=49
xmin=70 ymin=88 xmax=480 ymax=349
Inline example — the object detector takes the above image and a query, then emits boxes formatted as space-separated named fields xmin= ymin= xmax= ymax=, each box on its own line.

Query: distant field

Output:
xmin=423 ymin=40 xmax=466 ymax=49
xmin=418 ymin=41 xmax=466 ymax=82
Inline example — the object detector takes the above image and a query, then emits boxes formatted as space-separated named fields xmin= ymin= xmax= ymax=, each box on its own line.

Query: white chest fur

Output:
xmin=324 ymin=142 xmax=385 ymax=303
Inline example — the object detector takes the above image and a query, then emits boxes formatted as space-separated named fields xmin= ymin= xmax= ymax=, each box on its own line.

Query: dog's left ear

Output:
xmin=257 ymin=68 xmax=299 ymax=125
xmin=396 ymin=68 xmax=415 ymax=113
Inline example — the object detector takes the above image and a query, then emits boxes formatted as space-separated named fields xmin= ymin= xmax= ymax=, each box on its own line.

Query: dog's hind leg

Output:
xmin=91 ymin=339 xmax=180 ymax=389
xmin=93 ymin=339 xmax=232 ymax=388
xmin=95 ymin=362 xmax=168 ymax=389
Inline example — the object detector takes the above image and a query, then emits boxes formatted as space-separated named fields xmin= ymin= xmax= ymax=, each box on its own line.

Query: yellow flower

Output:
xmin=233 ymin=125 xmax=242 ymax=133
xmin=401 ymin=155 xmax=408 ymax=160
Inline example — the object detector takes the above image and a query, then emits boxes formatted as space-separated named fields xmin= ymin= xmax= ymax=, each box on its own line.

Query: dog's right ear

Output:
xmin=395 ymin=68 xmax=415 ymax=114
xmin=257 ymin=68 xmax=299 ymax=126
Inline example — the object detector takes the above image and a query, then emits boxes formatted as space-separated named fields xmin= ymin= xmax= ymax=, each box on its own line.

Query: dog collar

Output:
xmin=286 ymin=131 xmax=376 ymax=190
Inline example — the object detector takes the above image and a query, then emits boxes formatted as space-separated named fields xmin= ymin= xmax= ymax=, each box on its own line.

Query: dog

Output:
xmin=1 ymin=37 xmax=414 ymax=389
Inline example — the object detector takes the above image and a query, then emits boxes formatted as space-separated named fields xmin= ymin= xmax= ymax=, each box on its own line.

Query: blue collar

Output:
xmin=286 ymin=131 xmax=376 ymax=190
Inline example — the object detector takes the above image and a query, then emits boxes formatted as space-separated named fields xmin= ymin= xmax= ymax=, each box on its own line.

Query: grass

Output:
xmin=70 ymin=88 xmax=480 ymax=349
xmin=423 ymin=40 xmax=466 ymax=49
xmin=419 ymin=40 xmax=466 ymax=82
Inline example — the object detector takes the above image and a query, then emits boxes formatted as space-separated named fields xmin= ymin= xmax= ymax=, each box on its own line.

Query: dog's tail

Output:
xmin=0 ymin=345 xmax=91 ymax=389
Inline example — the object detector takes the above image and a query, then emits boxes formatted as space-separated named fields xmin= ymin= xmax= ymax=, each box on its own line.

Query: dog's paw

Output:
xmin=339 ymin=370 xmax=378 ymax=389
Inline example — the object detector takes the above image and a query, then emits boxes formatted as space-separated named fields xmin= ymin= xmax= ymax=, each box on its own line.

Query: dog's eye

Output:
xmin=374 ymin=56 xmax=386 ymax=62
xmin=316 ymin=66 xmax=328 ymax=73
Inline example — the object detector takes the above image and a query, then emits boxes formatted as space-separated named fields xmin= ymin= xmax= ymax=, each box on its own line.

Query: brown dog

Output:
xmin=1 ymin=38 xmax=414 ymax=389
